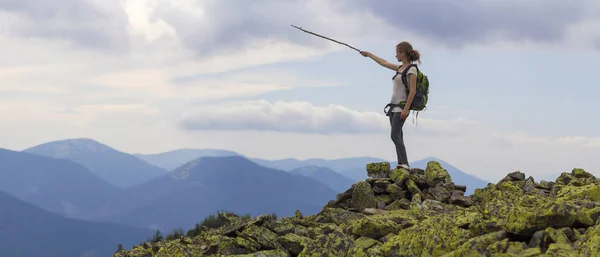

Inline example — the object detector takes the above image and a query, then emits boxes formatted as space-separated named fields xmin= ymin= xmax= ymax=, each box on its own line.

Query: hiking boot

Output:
xmin=397 ymin=164 xmax=410 ymax=170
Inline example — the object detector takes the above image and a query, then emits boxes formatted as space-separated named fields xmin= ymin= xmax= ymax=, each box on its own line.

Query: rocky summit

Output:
xmin=113 ymin=161 xmax=600 ymax=257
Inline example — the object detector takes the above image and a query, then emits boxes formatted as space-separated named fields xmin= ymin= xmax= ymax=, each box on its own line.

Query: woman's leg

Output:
xmin=390 ymin=112 xmax=409 ymax=167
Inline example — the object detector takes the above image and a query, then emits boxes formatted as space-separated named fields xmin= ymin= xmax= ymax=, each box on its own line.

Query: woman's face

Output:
xmin=395 ymin=48 xmax=405 ymax=61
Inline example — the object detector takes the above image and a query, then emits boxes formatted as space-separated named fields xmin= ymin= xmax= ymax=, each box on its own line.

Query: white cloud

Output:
xmin=173 ymin=100 xmax=600 ymax=182
xmin=1 ymin=0 xmax=392 ymax=109
xmin=178 ymin=100 xmax=498 ymax=136
xmin=346 ymin=0 xmax=600 ymax=51
xmin=179 ymin=100 xmax=389 ymax=134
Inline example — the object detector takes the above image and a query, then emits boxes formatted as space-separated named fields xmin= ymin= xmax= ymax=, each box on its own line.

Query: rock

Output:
xmin=386 ymin=198 xmax=411 ymax=210
xmin=450 ymin=191 xmax=472 ymax=207
xmin=301 ymin=230 xmax=354 ymax=256
xmin=239 ymin=224 xmax=282 ymax=250
xmin=373 ymin=179 xmax=391 ymax=189
xmin=572 ymin=168 xmax=595 ymax=179
xmin=372 ymin=186 xmax=385 ymax=195
xmin=425 ymin=161 xmax=452 ymax=185
xmin=276 ymin=234 xmax=310 ymax=255
xmin=362 ymin=208 xmax=389 ymax=215
xmin=327 ymin=186 xmax=353 ymax=209
xmin=537 ymin=180 xmax=555 ymax=189
xmin=405 ymin=179 xmax=422 ymax=196
xmin=426 ymin=185 xmax=452 ymax=203
xmin=313 ymin=207 xmax=365 ymax=226
xmin=556 ymin=168 xmax=597 ymax=187
xmin=523 ymin=176 xmax=536 ymax=192
xmin=351 ymin=181 xmax=377 ymax=212
xmin=346 ymin=236 xmax=381 ymax=257
xmin=366 ymin=162 xmax=390 ymax=179
xmin=389 ymin=168 xmax=409 ymax=185
xmin=233 ymin=249 xmax=289 ymax=257
xmin=500 ymin=171 xmax=526 ymax=183
xmin=375 ymin=200 xmax=387 ymax=210
xmin=454 ymin=184 xmax=467 ymax=192
xmin=114 ymin=161 xmax=600 ymax=257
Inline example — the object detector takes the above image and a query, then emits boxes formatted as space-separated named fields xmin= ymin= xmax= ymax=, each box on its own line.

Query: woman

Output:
xmin=360 ymin=41 xmax=421 ymax=170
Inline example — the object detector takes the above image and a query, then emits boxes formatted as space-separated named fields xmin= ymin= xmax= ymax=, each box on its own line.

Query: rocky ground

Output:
xmin=112 ymin=161 xmax=600 ymax=257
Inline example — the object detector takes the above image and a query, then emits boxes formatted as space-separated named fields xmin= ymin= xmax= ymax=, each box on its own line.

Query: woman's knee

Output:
xmin=390 ymin=132 xmax=403 ymax=144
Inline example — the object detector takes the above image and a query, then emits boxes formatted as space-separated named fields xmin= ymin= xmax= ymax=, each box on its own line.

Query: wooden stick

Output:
xmin=291 ymin=24 xmax=361 ymax=52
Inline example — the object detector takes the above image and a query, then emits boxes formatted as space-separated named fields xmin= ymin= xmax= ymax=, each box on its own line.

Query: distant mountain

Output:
xmin=135 ymin=148 xmax=240 ymax=171
xmin=0 ymin=191 xmax=153 ymax=257
xmin=289 ymin=165 xmax=357 ymax=192
xmin=120 ymin=146 xmax=487 ymax=195
xmin=250 ymin=157 xmax=388 ymax=172
xmin=23 ymin=138 xmax=167 ymax=188
xmin=411 ymin=157 xmax=489 ymax=195
xmin=129 ymin=149 xmax=488 ymax=194
xmin=101 ymin=156 xmax=339 ymax=232
xmin=0 ymin=148 xmax=119 ymax=219
xmin=339 ymin=157 xmax=489 ymax=195
xmin=132 ymin=148 xmax=386 ymax=174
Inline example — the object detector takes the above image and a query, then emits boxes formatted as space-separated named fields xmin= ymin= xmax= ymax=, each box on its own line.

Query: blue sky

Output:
xmin=0 ymin=0 xmax=599 ymax=182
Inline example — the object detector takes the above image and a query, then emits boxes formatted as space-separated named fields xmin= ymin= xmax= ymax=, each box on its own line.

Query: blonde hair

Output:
xmin=396 ymin=41 xmax=421 ymax=65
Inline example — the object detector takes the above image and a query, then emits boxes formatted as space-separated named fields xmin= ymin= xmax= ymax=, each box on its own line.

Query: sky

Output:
xmin=1 ymin=0 xmax=600 ymax=182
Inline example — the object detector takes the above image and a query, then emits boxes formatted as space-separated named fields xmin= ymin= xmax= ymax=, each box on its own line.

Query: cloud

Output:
xmin=1 ymin=0 xmax=373 ymax=108
xmin=177 ymin=100 xmax=501 ymax=136
xmin=179 ymin=100 xmax=389 ymax=134
xmin=0 ymin=0 xmax=130 ymax=50
xmin=347 ymin=0 xmax=600 ymax=49
xmin=2 ymin=0 xmax=599 ymax=55
xmin=0 ymin=0 xmax=395 ymax=56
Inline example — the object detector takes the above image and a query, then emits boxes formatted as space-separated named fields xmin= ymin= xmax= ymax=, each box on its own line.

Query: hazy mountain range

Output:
xmin=135 ymin=146 xmax=489 ymax=195
xmin=23 ymin=138 xmax=167 ymax=188
xmin=0 ymin=191 xmax=152 ymax=257
xmin=0 ymin=137 xmax=490 ymax=256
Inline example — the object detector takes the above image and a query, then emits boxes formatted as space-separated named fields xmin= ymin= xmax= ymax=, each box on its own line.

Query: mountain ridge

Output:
xmin=23 ymin=138 xmax=167 ymax=188
xmin=124 ymin=146 xmax=487 ymax=195
xmin=0 ymin=148 xmax=120 ymax=220
xmin=289 ymin=165 xmax=357 ymax=192
xmin=96 ymin=155 xmax=340 ymax=232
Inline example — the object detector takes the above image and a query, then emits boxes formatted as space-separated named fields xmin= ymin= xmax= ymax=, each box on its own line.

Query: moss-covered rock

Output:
xmin=351 ymin=181 xmax=378 ymax=212
xmin=366 ymin=162 xmax=390 ymax=179
xmin=425 ymin=161 xmax=452 ymax=185
xmin=113 ymin=162 xmax=600 ymax=257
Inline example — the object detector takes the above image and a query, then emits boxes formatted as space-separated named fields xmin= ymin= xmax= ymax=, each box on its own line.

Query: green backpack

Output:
xmin=400 ymin=64 xmax=429 ymax=111
xmin=384 ymin=64 xmax=430 ymax=123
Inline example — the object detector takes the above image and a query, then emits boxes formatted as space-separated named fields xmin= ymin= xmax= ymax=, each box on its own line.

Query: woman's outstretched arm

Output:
xmin=360 ymin=51 xmax=399 ymax=71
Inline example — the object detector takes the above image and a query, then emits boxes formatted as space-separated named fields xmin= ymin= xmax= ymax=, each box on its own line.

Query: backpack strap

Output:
xmin=401 ymin=63 xmax=418 ymax=88
xmin=391 ymin=65 xmax=403 ymax=80
xmin=383 ymin=103 xmax=403 ymax=116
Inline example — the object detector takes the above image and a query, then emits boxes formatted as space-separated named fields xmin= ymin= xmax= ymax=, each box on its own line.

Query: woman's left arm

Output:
xmin=402 ymin=72 xmax=417 ymax=119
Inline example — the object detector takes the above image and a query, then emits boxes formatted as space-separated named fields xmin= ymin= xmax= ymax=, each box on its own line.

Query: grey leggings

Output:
xmin=389 ymin=111 xmax=408 ymax=166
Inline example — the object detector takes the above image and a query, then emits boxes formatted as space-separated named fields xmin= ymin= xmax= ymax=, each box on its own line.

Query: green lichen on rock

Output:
xmin=351 ymin=181 xmax=377 ymax=212
xmin=366 ymin=162 xmax=390 ymax=179
xmin=425 ymin=160 xmax=452 ymax=185
xmin=389 ymin=168 xmax=409 ymax=185
xmin=113 ymin=162 xmax=600 ymax=257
